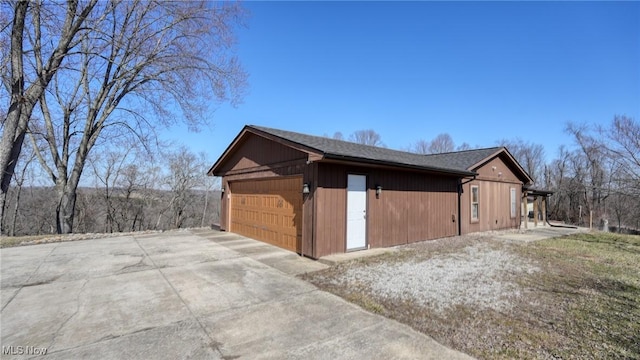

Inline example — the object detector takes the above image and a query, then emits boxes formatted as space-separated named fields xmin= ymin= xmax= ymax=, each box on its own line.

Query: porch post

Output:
xmin=533 ymin=196 xmax=539 ymax=227
xmin=523 ymin=192 xmax=528 ymax=229
xmin=542 ymin=196 xmax=547 ymax=226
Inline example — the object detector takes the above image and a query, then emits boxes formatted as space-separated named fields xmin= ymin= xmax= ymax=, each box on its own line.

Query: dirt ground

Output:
xmin=302 ymin=231 xmax=640 ymax=359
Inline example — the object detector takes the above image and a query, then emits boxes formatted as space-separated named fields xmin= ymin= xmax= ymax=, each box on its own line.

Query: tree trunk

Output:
xmin=55 ymin=180 xmax=79 ymax=234
xmin=9 ymin=181 xmax=24 ymax=237
xmin=0 ymin=192 xmax=6 ymax=235
xmin=201 ymin=188 xmax=209 ymax=227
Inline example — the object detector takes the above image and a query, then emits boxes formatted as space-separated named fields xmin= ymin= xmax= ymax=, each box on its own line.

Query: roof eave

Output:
xmin=323 ymin=153 xmax=475 ymax=177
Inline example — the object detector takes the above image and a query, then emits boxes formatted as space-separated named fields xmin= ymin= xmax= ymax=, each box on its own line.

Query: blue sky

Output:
xmin=162 ymin=1 xmax=639 ymax=163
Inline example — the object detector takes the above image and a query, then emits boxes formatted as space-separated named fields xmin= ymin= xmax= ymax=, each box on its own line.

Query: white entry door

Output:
xmin=347 ymin=174 xmax=367 ymax=250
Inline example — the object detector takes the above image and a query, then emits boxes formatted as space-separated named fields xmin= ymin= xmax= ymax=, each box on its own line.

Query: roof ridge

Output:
xmin=250 ymin=125 xmax=503 ymax=158
xmin=423 ymin=146 xmax=503 ymax=156
xmin=250 ymin=125 xmax=427 ymax=157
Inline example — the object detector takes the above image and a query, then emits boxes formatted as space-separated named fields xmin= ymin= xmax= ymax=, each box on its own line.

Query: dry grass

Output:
xmin=0 ymin=230 xmax=163 ymax=248
xmin=0 ymin=234 xmax=59 ymax=248
xmin=302 ymin=232 xmax=640 ymax=359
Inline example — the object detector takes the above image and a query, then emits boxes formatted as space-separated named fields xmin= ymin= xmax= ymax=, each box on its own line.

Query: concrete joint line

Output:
xmin=1 ymin=243 xmax=60 ymax=312
xmin=132 ymin=237 xmax=225 ymax=358
xmin=48 ymin=279 xmax=89 ymax=350
xmin=293 ymin=313 xmax=385 ymax=353
xmin=200 ymin=288 xmax=320 ymax=319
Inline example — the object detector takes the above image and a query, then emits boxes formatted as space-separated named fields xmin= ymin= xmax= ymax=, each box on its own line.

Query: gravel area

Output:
xmin=329 ymin=242 xmax=539 ymax=313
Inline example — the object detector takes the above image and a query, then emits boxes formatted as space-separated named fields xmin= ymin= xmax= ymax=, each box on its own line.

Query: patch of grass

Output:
xmin=344 ymin=292 xmax=386 ymax=314
xmin=304 ymin=232 xmax=640 ymax=359
xmin=514 ymin=232 xmax=640 ymax=359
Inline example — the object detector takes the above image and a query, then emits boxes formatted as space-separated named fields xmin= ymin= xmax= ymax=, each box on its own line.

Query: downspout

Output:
xmin=458 ymin=175 xmax=476 ymax=236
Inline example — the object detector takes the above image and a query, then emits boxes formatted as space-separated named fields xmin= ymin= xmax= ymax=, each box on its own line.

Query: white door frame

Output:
xmin=346 ymin=174 xmax=367 ymax=251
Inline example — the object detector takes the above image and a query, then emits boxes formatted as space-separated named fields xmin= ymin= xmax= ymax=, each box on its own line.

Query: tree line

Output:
xmin=3 ymin=145 xmax=220 ymax=236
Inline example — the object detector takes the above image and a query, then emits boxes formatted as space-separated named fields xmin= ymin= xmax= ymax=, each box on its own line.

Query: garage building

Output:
xmin=208 ymin=125 xmax=533 ymax=258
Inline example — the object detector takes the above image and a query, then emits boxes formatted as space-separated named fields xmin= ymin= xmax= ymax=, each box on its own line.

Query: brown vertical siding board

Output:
xmin=217 ymin=133 xmax=307 ymax=173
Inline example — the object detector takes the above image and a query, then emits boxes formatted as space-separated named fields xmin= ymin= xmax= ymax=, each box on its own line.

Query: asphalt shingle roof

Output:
xmin=250 ymin=125 xmax=503 ymax=176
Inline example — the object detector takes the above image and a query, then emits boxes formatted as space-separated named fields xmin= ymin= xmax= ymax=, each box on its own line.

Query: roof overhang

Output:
xmin=524 ymin=187 xmax=554 ymax=196
xmin=321 ymin=154 xmax=476 ymax=177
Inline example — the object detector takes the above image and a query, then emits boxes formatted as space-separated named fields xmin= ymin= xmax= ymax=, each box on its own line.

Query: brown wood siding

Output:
xmin=229 ymin=177 xmax=302 ymax=252
xmin=217 ymin=133 xmax=307 ymax=173
xmin=474 ymin=155 xmax=522 ymax=183
xmin=314 ymin=163 xmax=347 ymax=258
xmin=461 ymin=156 xmax=523 ymax=234
xmin=367 ymin=169 xmax=458 ymax=248
xmin=313 ymin=163 xmax=458 ymax=258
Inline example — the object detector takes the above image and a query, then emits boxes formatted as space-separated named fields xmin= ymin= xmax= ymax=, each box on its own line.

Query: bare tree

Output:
xmin=428 ymin=133 xmax=455 ymax=154
xmin=409 ymin=139 xmax=430 ymax=154
xmin=0 ymin=0 xmax=99 ymax=234
xmin=597 ymin=116 xmax=640 ymax=231
xmin=410 ymin=137 xmax=474 ymax=154
xmin=200 ymin=162 xmax=219 ymax=228
xmin=565 ymin=123 xmax=609 ymax=222
xmin=350 ymin=129 xmax=384 ymax=146
xmin=25 ymin=1 xmax=246 ymax=233
xmin=332 ymin=132 xmax=344 ymax=141
xmin=544 ymin=117 xmax=639 ymax=230
xmin=161 ymin=147 xmax=207 ymax=229
xmin=90 ymin=146 xmax=137 ymax=233
xmin=498 ymin=138 xmax=545 ymax=184
xmin=600 ymin=115 xmax=640 ymax=198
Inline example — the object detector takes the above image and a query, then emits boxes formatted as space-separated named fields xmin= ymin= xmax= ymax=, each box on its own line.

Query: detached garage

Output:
xmin=208 ymin=125 xmax=533 ymax=259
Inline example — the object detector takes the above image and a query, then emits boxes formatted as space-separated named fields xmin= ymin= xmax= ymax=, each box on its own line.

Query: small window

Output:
xmin=471 ymin=185 xmax=479 ymax=222
xmin=510 ymin=188 xmax=517 ymax=218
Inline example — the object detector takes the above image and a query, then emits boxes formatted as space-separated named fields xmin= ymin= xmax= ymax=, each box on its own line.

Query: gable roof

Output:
xmin=421 ymin=147 xmax=504 ymax=171
xmin=423 ymin=146 xmax=533 ymax=184
xmin=210 ymin=125 xmax=532 ymax=183
xmin=247 ymin=125 xmax=475 ymax=176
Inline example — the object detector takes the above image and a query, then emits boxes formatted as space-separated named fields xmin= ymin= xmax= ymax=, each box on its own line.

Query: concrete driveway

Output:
xmin=1 ymin=229 xmax=471 ymax=359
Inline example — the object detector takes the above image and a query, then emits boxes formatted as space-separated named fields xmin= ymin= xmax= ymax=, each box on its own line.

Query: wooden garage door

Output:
xmin=230 ymin=177 xmax=302 ymax=252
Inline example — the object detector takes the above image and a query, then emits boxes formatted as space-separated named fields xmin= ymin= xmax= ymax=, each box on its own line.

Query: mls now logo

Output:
xmin=2 ymin=346 xmax=48 ymax=356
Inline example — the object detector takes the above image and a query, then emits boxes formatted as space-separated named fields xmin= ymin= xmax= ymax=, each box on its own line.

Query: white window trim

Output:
xmin=510 ymin=188 xmax=517 ymax=218
xmin=471 ymin=185 xmax=479 ymax=222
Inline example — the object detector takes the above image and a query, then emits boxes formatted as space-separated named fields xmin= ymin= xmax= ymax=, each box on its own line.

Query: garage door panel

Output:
xmin=230 ymin=177 xmax=302 ymax=252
